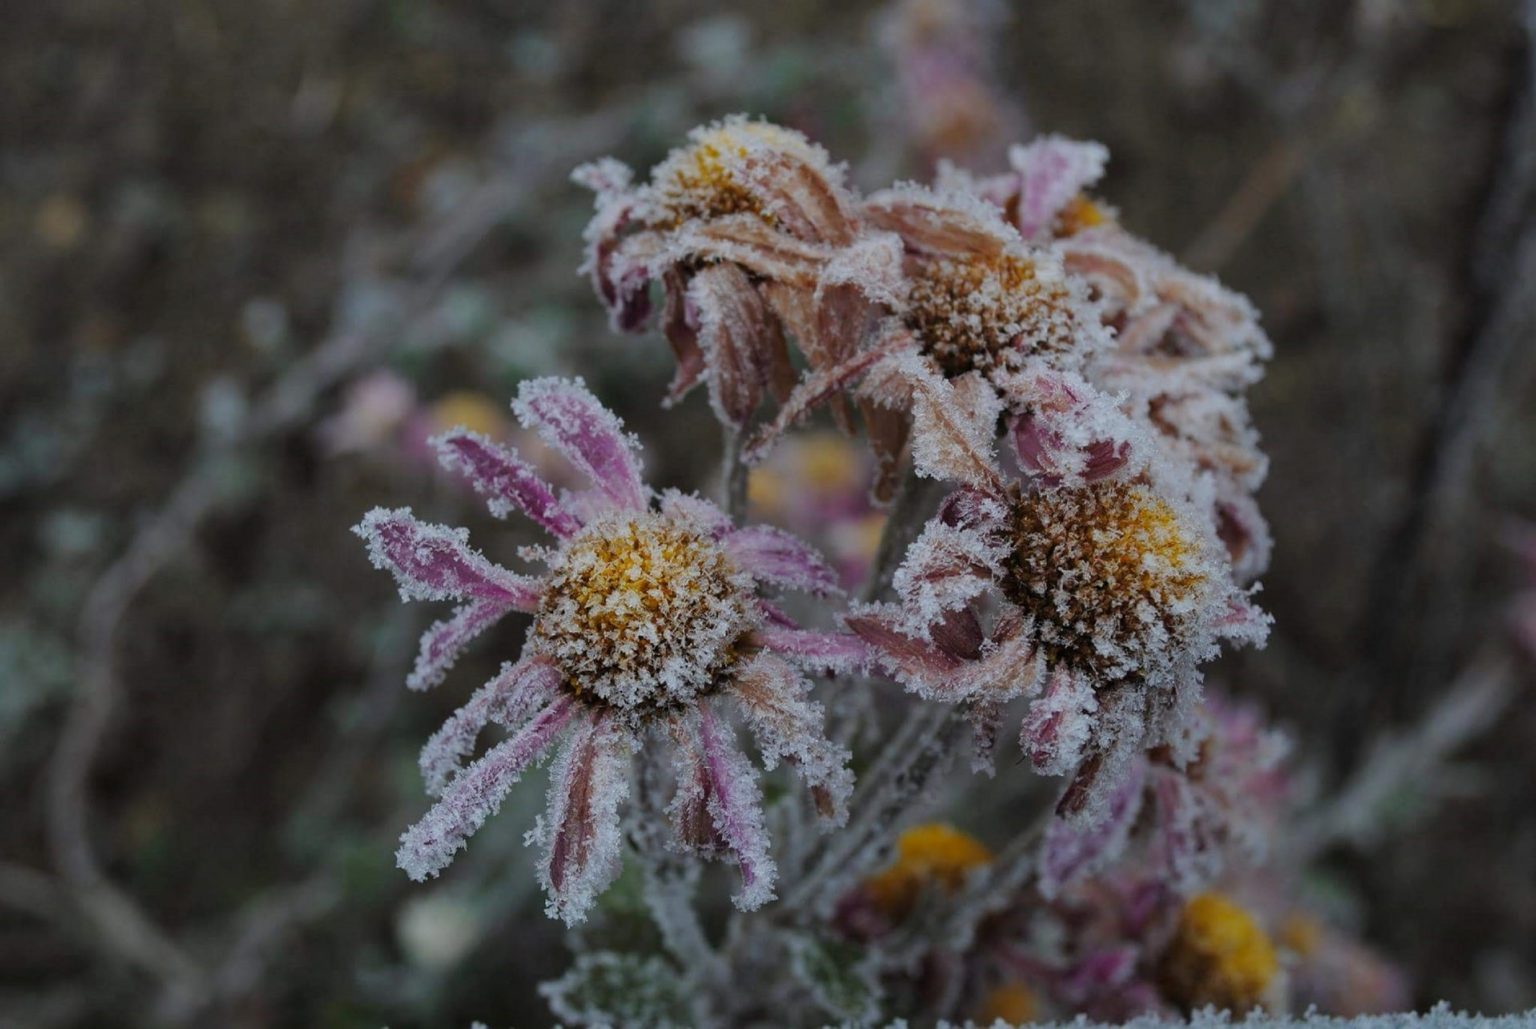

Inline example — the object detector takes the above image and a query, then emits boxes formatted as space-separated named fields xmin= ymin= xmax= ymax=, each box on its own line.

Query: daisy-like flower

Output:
xmin=957 ymin=135 xmax=1274 ymax=581
xmin=354 ymin=378 xmax=863 ymax=924
xmin=574 ymin=116 xmax=904 ymax=435
xmin=747 ymin=180 xmax=1117 ymax=497
xmin=846 ymin=392 xmax=1267 ymax=825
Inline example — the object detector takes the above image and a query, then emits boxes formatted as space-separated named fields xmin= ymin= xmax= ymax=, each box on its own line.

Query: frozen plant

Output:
xmin=347 ymin=110 xmax=1468 ymax=1028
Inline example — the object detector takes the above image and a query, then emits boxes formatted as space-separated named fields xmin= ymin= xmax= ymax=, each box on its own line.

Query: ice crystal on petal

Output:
xmin=536 ymin=716 xmax=634 ymax=926
xmin=1020 ymin=667 xmax=1100 ymax=776
xmin=398 ymin=697 xmax=575 ymax=882
xmin=512 ymin=377 xmax=647 ymax=513
xmin=354 ymin=508 xmax=539 ymax=607
xmin=721 ymin=524 xmax=842 ymax=597
xmin=433 ymin=429 xmax=582 ymax=537
xmin=418 ymin=657 xmax=562 ymax=796
xmin=731 ymin=653 xmax=854 ymax=826
xmin=696 ymin=704 xmax=778 ymax=910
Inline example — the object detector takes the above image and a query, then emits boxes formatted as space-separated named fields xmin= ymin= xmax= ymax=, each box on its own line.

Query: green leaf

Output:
xmin=539 ymin=951 xmax=692 ymax=1028
xmin=788 ymin=932 xmax=881 ymax=1026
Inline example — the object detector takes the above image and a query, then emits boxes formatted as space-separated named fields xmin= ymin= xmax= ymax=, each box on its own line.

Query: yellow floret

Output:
xmin=430 ymin=391 xmax=509 ymax=439
xmin=976 ymin=982 xmax=1039 ymax=1025
xmin=1159 ymin=891 xmax=1280 ymax=1015
xmin=1055 ymin=194 xmax=1110 ymax=237
xmin=649 ymin=119 xmax=820 ymax=226
xmin=865 ymin=823 xmax=992 ymax=917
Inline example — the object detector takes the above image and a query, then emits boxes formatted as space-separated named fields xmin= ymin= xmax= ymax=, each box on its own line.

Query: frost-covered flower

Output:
xmin=847 ymin=391 xmax=1267 ymax=825
xmin=959 ymin=135 xmax=1274 ymax=580
xmin=574 ymin=116 xmax=904 ymax=434
xmin=749 ymin=182 xmax=1115 ymax=497
xmin=355 ymin=377 xmax=863 ymax=924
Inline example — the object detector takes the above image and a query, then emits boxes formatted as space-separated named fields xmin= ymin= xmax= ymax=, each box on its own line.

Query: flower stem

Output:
xmin=720 ymin=424 xmax=749 ymax=520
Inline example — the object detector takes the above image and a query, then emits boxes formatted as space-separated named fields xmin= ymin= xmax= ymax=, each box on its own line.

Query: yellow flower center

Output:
xmin=1159 ymin=892 xmax=1279 ymax=1015
xmin=1003 ymin=482 xmax=1210 ymax=681
xmin=864 ymin=823 xmax=992 ymax=917
xmin=534 ymin=513 xmax=753 ymax=716
xmin=649 ymin=120 xmax=819 ymax=228
xmin=905 ymin=250 xmax=1078 ymax=378
xmin=976 ymin=982 xmax=1039 ymax=1025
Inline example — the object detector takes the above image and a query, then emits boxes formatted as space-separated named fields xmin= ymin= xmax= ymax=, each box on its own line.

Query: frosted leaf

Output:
xmin=721 ymin=524 xmax=841 ymax=597
xmin=752 ymin=623 xmax=871 ymax=675
xmin=696 ymin=702 xmax=777 ymax=910
xmin=535 ymin=715 xmax=634 ymax=925
xmin=418 ymin=657 xmax=563 ymax=796
xmin=354 ymin=507 xmax=540 ymax=607
xmin=1002 ymin=136 xmax=1110 ymax=240
xmin=539 ymin=951 xmax=691 ymax=1029
xmin=433 ymin=430 xmax=582 ymax=537
xmin=1019 ymin=667 xmax=1099 ymax=777
xmin=512 ymin=377 xmax=647 ymax=513
xmin=1038 ymin=756 xmax=1147 ymax=899
xmin=896 ymin=361 xmax=1003 ymax=488
xmin=406 ymin=598 xmax=516 ymax=692
xmin=731 ymin=652 xmax=854 ymax=827
xmin=397 ymin=697 xmax=575 ymax=882
xmin=787 ymin=932 xmax=882 ymax=1025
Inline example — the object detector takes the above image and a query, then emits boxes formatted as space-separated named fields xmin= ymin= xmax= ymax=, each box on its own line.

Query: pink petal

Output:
xmin=355 ymin=507 xmax=541 ymax=607
xmin=434 ymin=430 xmax=582 ymax=538
xmin=396 ymin=696 xmax=575 ymax=882
xmin=722 ymin=524 xmax=840 ymax=596
xmin=846 ymin=606 xmax=970 ymax=698
xmin=1006 ymin=369 xmax=1136 ymax=486
xmin=406 ymin=597 xmax=518 ymax=692
xmin=512 ymin=378 xmax=647 ymax=513
xmin=538 ymin=715 xmax=633 ymax=925
xmin=752 ymin=623 xmax=870 ymax=674
xmin=696 ymin=703 xmax=777 ymax=910
xmin=1019 ymin=667 xmax=1098 ymax=776
xmin=1004 ymin=136 xmax=1109 ymax=239
xmin=418 ymin=657 xmax=564 ymax=795
xmin=1038 ymin=757 xmax=1147 ymax=898
xmin=730 ymin=653 xmax=854 ymax=827
xmin=572 ymin=159 xmax=653 ymax=333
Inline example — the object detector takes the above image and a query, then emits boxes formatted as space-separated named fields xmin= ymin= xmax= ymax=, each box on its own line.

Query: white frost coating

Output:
xmin=896 ymin=361 xmax=1002 ymax=487
xmin=818 ymin=230 xmax=908 ymax=308
xmin=353 ymin=507 xmax=538 ymax=606
xmin=696 ymin=704 xmax=778 ymax=911
xmin=397 ymin=697 xmax=575 ymax=882
xmin=731 ymin=653 xmax=855 ymax=827
xmin=890 ymin=520 xmax=1003 ymax=637
xmin=406 ymin=598 xmax=513 ymax=692
xmin=511 ymin=377 xmax=647 ymax=513
xmin=1004 ymin=135 xmax=1110 ymax=239
xmin=658 ymin=488 xmax=733 ymax=537
xmin=1019 ymin=667 xmax=1099 ymax=777
xmin=533 ymin=717 xmax=634 ymax=926
xmin=418 ymin=657 xmax=562 ymax=796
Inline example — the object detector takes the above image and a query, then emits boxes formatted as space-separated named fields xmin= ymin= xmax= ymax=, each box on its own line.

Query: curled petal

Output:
xmin=537 ymin=715 xmax=633 ymax=925
xmin=957 ymin=622 xmax=1044 ymax=701
xmin=572 ymin=158 xmax=653 ymax=332
xmin=696 ymin=704 xmax=777 ymax=910
xmin=878 ymin=359 xmax=1002 ymax=490
xmin=1001 ymin=136 xmax=1109 ymax=239
xmin=434 ymin=430 xmax=582 ymax=537
xmin=407 ymin=597 xmax=519 ymax=692
xmin=731 ymin=653 xmax=854 ymax=826
xmin=418 ymin=657 xmax=563 ymax=795
xmin=355 ymin=508 xmax=540 ymax=607
xmin=1019 ymin=667 xmax=1099 ymax=777
xmin=1005 ymin=368 xmax=1138 ymax=486
xmin=891 ymin=519 xmax=1001 ymax=626
xmin=396 ymin=696 xmax=575 ymax=882
xmin=724 ymin=134 xmax=857 ymax=246
xmin=722 ymin=524 xmax=841 ymax=596
xmin=513 ymin=378 xmax=647 ymax=513
xmin=659 ymin=267 xmax=707 ymax=404
xmin=688 ymin=263 xmax=791 ymax=428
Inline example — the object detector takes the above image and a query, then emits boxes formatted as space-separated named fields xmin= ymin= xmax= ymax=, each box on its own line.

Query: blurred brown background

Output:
xmin=2 ymin=0 xmax=1534 ymax=1025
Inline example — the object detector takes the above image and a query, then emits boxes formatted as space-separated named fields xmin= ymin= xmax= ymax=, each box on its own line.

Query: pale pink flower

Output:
xmin=355 ymin=378 xmax=863 ymax=924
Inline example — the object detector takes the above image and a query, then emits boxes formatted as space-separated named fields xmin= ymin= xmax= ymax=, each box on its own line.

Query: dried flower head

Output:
xmin=356 ymin=377 xmax=865 ymax=923
xmin=1157 ymin=892 xmax=1281 ymax=1015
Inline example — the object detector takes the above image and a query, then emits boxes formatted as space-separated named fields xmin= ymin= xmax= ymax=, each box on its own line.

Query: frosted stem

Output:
xmin=720 ymin=424 xmax=749 ymax=520
xmin=861 ymin=469 xmax=947 ymax=603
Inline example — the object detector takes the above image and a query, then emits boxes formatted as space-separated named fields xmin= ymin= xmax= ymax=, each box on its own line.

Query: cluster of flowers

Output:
xmin=354 ymin=115 xmax=1279 ymax=995
xmin=835 ymin=699 xmax=1406 ymax=1023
